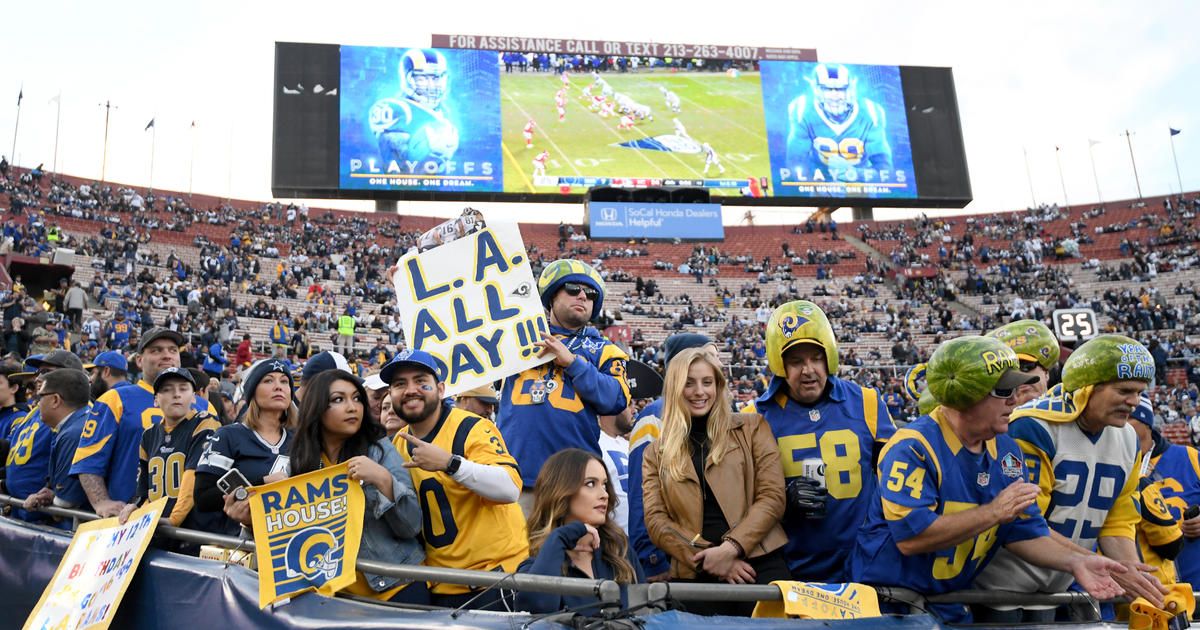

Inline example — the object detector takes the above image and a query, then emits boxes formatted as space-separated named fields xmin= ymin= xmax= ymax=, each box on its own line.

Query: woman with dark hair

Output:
xmin=642 ymin=347 xmax=789 ymax=616
xmin=290 ymin=369 xmax=427 ymax=604
xmin=516 ymin=448 xmax=643 ymax=613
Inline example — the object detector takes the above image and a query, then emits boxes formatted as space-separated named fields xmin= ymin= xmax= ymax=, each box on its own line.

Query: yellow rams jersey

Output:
xmin=397 ymin=404 xmax=529 ymax=594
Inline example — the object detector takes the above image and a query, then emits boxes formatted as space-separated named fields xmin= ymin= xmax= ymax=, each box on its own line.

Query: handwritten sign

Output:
xmin=393 ymin=222 xmax=550 ymax=397
xmin=248 ymin=462 xmax=365 ymax=608
xmin=24 ymin=498 xmax=167 ymax=630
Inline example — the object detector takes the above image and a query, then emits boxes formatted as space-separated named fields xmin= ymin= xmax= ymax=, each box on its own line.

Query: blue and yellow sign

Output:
xmin=248 ymin=462 xmax=365 ymax=608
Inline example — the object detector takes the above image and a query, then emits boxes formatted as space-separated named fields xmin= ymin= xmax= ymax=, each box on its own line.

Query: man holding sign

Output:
xmin=495 ymin=259 xmax=631 ymax=515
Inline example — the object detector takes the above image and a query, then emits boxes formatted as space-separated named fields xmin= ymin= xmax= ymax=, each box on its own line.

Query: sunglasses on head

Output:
xmin=562 ymin=282 xmax=599 ymax=301
xmin=989 ymin=385 xmax=1017 ymax=400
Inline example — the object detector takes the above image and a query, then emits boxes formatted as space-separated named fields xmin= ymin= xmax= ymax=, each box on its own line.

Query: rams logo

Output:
xmin=1040 ymin=347 xmax=1052 ymax=358
xmin=778 ymin=313 xmax=810 ymax=339
xmin=284 ymin=527 xmax=343 ymax=584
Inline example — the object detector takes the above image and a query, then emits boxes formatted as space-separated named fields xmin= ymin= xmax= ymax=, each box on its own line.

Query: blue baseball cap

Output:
xmin=83 ymin=351 xmax=128 ymax=372
xmin=300 ymin=351 xmax=351 ymax=383
xmin=380 ymin=349 xmax=442 ymax=384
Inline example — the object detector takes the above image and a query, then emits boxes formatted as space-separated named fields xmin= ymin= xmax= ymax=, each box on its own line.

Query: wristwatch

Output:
xmin=445 ymin=454 xmax=463 ymax=476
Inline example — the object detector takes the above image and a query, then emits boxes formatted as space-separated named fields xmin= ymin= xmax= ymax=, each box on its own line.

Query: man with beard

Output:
xmin=495 ymin=259 xmax=630 ymax=515
xmin=72 ymin=328 xmax=213 ymax=517
xmin=385 ymin=350 xmax=528 ymax=609
xmin=83 ymin=351 xmax=131 ymax=400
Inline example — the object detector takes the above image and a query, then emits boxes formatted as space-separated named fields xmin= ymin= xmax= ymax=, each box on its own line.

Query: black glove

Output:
xmin=786 ymin=476 xmax=829 ymax=519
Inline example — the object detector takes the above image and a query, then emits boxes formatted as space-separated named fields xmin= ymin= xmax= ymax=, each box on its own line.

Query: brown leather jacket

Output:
xmin=642 ymin=412 xmax=787 ymax=579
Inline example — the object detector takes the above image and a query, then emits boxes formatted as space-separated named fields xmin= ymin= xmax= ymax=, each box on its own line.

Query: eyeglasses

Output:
xmin=1018 ymin=360 xmax=1041 ymax=373
xmin=562 ymin=282 xmax=599 ymax=301
xmin=989 ymin=386 xmax=1017 ymax=400
xmin=36 ymin=390 xmax=61 ymax=404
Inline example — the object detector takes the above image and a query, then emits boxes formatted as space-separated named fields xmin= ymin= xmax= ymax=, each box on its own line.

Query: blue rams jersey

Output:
xmin=51 ymin=405 xmax=91 ymax=516
xmin=850 ymin=409 xmax=1049 ymax=623
xmin=785 ymin=94 xmax=893 ymax=177
xmin=5 ymin=408 xmax=52 ymax=521
xmin=370 ymin=97 xmax=459 ymax=167
xmin=70 ymin=381 xmax=214 ymax=503
xmin=196 ymin=422 xmax=293 ymax=487
xmin=107 ymin=320 xmax=134 ymax=348
xmin=496 ymin=325 xmax=630 ymax=488
xmin=1151 ymin=443 xmax=1200 ymax=586
xmin=746 ymin=375 xmax=896 ymax=581
xmin=627 ymin=398 xmax=670 ymax=576
xmin=0 ymin=404 xmax=30 ymax=443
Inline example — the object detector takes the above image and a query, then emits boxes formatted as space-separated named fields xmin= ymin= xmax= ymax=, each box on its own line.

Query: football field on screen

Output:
xmin=499 ymin=69 xmax=770 ymax=196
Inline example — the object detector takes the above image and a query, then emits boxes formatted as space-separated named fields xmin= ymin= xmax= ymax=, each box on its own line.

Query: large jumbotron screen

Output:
xmin=272 ymin=40 xmax=971 ymax=208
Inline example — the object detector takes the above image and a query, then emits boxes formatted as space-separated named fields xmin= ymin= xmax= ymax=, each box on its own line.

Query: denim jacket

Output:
xmin=359 ymin=437 xmax=424 ymax=592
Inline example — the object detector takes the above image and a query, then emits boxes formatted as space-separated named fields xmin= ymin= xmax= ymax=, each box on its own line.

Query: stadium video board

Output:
xmin=273 ymin=41 xmax=971 ymax=208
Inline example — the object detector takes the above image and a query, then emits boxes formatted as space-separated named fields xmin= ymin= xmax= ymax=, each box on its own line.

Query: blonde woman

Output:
xmin=642 ymin=347 xmax=789 ymax=616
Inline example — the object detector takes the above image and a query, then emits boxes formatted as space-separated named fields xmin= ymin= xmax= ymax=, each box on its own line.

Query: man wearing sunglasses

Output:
xmin=988 ymin=319 xmax=1061 ymax=405
xmin=496 ymin=259 xmax=630 ymax=515
xmin=852 ymin=335 xmax=1128 ymax=624
xmin=21 ymin=369 xmax=92 ymax=527
xmin=974 ymin=334 xmax=1166 ymax=621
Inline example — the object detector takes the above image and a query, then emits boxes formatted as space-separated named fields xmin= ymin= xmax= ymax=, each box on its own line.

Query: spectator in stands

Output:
xmin=1125 ymin=395 xmax=1185 ymax=587
xmin=517 ymin=448 xmax=643 ymax=613
xmin=455 ymin=384 xmax=498 ymax=421
xmin=974 ymin=335 xmax=1167 ymax=620
xmin=288 ymin=369 xmax=427 ymax=604
xmin=29 ymin=319 xmax=59 ymax=355
xmin=82 ymin=350 xmax=130 ymax=400
xmin=295 ymin=350 xmax=350 ymax=403
xmin=5 ymin=350 xmax=86 ymax=525
xmin=72 ymin=328 xmax=212 ymax=517
xmin=20 ymin=369 xmax=91 ymax=525
xmin=336 ymin=309 xmax=356 ymax=356
xmin=5 ymin=316 xmax=31 ymax=358
xmin=597 ymin=400 xmax=634 ymax=535
xmin=642 ymin=347 xmax=789 ymax=616
xmin=496 ymin=259 xmax=630 ymax=515
xmin=201 ymin=341 xmax=227 ymax=380
xmin=850 ymin=317 xmax=1127 ymax=624
xmin=745 ymin=300 xmax=896 ymax=582
xmin=64 ymin=282 xmax=87 ymax=331
xmin=117 ymin=367 xmax=227 ymax=546
xmin=269 ymin=317 xmax=290 ymax=358
xmin=194 ymin=358 xmax=297 ymax=529
xmin=104 ymin=311 xmax=134 ymax=351
xmin=380 ymin=393 xmax=404 ymax=439
xmin=0 ymin=364 xmax=30 ymax=446
xmin=1144 ymin=397 xmax=1200 ymax=590
xmin=363 ymin=373 xmax=388 ymax=421
xmin=386 ymin=350 xmax=528 ymax=609
xmin=234 ymin=334 xmax=252 ymax=369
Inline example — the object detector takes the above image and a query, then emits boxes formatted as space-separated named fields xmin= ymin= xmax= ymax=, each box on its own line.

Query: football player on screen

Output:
xmin=785 ymin=63 xmax=893 ymax=182
xmin=369 ymin=49 xmax=460 ymax=172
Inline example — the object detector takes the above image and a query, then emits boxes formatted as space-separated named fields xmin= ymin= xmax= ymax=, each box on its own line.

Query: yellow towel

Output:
xmin=1128 ymin=583 xmax=1195 ymax=630
xmin=753 ymin=582 xmax=881 ymax=619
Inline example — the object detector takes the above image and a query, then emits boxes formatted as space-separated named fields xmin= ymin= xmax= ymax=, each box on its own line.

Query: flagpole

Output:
xmin=227 ymin=122 xmax=234 ymax=205
xmin=149 ymin=121 xmax=156 ymax=193
xmin=100 ymin=100 xmax=116 ymax=183
xmin=1122 ymin=129 xmax=1143 ymax=201
xmin=1170 ymin=130 xmax=1184 ymax=195
xmin=1088 ymin=140 xmax=1104 ymax=206
xmin=189 ymin=121 xmax=195 ymax=198
xmin=1023 ymin=146 xmax=1037 ymax=208
xmin=1055 ymin=146 xmax=1071 ymax=212
xmin=11 ymin=85 xmax=22 ymax=167
xmin=51 ymin=93 xmax=61 ymax=175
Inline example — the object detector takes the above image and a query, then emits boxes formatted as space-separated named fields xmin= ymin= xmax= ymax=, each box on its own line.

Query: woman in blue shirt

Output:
xmin=289 ymin=369 xmax=426 ymax=604
xmin=517 ymin=448 xmax=643 ymax=613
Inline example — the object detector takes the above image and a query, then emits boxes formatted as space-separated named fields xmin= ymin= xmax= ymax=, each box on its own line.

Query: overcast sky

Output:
xmin=3 ymin=0 xmax=1197 ymax=225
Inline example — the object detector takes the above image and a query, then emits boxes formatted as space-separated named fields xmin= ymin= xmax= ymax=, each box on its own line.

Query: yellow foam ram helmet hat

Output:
xmin=537 ymin=259 xmax=606 ymax=320
xmin=766 ymin=300 xmax=838 ymax=378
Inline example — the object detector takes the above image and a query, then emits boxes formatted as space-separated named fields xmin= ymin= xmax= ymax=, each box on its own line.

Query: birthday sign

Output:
xmin=393 ymin=220 xmax=551 ymax=397
xmin=24 ymin=498 xmax=167 ymax=630
xmin=248 ymin=463 xmax=365 ymax=608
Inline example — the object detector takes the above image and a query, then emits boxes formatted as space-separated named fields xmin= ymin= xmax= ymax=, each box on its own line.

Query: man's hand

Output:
xmin=985 ymin=480 xmax=1039 ymax=524
xmin=786 ymin=477 xmax=828 ymax=519
xmin=536 ymin=332 xmax=576 ymax=368
xmin=398 ymin=431 xmax=453 ymax=472
xmin=1109 ymin=560 xmax=1168 ymax=608
xmin=1180 ymin=507 xmax=1200 ymax=538
xmin=23 ymin=488 xmax=54 ymax=511
xmin=94 ymin=499 xmax=125 ymax=519
xmin=117 ymin=502 xmax=138 ymax=525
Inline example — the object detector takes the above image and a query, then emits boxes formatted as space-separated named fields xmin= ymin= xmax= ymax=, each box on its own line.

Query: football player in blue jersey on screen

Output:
xmin=785 ymin=63 xmax=894 ymax=182
xmin=370 ymin=49 xmax=460 ymax=172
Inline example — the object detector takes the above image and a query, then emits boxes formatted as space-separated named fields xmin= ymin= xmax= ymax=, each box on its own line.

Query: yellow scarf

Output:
xmin=1010 ymin=383 xmax=1095 ymax=424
